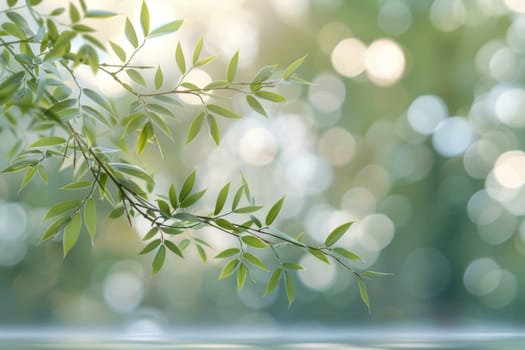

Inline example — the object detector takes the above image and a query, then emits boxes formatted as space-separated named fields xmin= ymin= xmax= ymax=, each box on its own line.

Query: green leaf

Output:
xmin=139 ymin=239 xmax=161 ymax=255
xmin=196 ymin=244 xmax=207 ymax=263
xmin=264 ymin=268 xmax=282 ymax=296
xmin=219 ymin=258 xmax=239 ymax=279
xmin=175 ymin=42 xmax=186 ymax=73
xmin=207 ymin=104 xmax=241 ymax=119
xmin=194 ymin=238 xmax=211 ymax=248
xmin=6 ymin=11 xmax=31 ymax=34
xmin=126 ymin=69 xmax=146 ymax=87
xmin=246 ymin=95 xmax=267 ymax=117
xmin=0 ymin=71 xmax=24 ymax=103
xmin=69 ymin=3 xmax=80 ymax=23
xmin=84 ymin=198 xmax=96 ymax=242
xmin=308 ymin=248 xmax=330 ymax=264
xmin=42 ymin=217 xmax=68 ymax=241
xmin=73 ymin=24 xmax=95 ymax=32
xmin=162 ymin=227 xmax=183 ymax=235
xmin=214 ymin=218 xmax=236 ymax=231
xmin=125 ymin=18 xmax=138 ymax=48
xmin=165 ymin=240 xmax=183 ymax=258
xmin=333 ymin=247 xmax=362 ymax=261
xmin=179 ymin=170 xmax=196 ymax=202
xmin=137 ymin=123 xmax=153 ymax=154
xmin=195 ymin=55 xmax=217 ymax=67
xmin=243 ymin=252 xmax=268 ymax=271
xmin=149 ymin=20 xmax=184 ymax=38
xmin=44 ymin=200 xmax=81 ymax=220
xmin=361 ymin=271 xmax=393 ymax=278
xmin=325 ymin=222 xmax=353 ymax=247
xmin=186 ymin=112 xmax=205 ymax=144
xmin=237 ymin=263 xmax=247 ymax=290
xmin=181 ymin=82 xmax=199 ymax=90
xmin=180 ymin=189 xmax=206 ymax=208
xmin=142 ymin=226 xmax=158 ymax=241
xmin=168 ymin=184 xmax=178 ymax=209
xmin=204 ymin=80 xmax=229 ymax=90
xmin=147 ymin=104 xmax=175 ymax=118
xmin=109 ymin=162 xmax=152 ymax=185
xmin=231 ymin=185 xmax=243 ymax=211
xmin=18 ymin=166 xmax=36 ymax=192
xmin=49 ymin=98 xmax=76 ymax=114
xmin=215 ymin=248 xmax=239 ymax=259
xmin=83 ymin=88 xmax=111 ymax=111
xmin=250 ymin=215 xmax=262 ymax=228
xmin=61 ymin=181 xmax=92 ymax=190
xmin=140 ymin=0 xmax=150 ymax=36
xmin=29 ymin=0 xmax=42 ymax=5
xmin=173 ymin=212 xmax=201 ymax=223
xmin=7 ymin=0 xmax=18 ymax=7
xmin=109 ymin=41 xmax=126 ymax=62
xmin=154 ymin=66 xmax=163 ymax=90
xmin=282 ymin=55 xmax=307 ymax=80
xmin=207 ymin=114 xmax=220 ymax=145
xmin=179 ymin=239 xmax=190 ymax=250
xmin=192 ymin=37 xmax=203 ymax=64
xmin=214 ymin=182 xmax=230 ymax=215
xmin=152 ymin=246 xmax=166 ymax=275
xmin=265 ymin=196 xmax=285 ymax=226
xmin=83 ymin=34 xmax=106 ymax=51
xmin=242 ymin=235 xmax=268 ymax=248
xmin=358 ymin=277 xmax=370 ymax=314
xmin=250 ymin=65 xmax=277 ymax=92
xmin=157 ymin=199 xmax=171 ymax=216
xmin=37 ymin=164 xmax=49 ymax=185
xmin=284 ymin=271 xmax=295 ymax=306
xmin=63 ymin=212 xmax=82 ymax=257
xmin=85 ymin=10 xmax=117 ymax=18
xmin=79 ymin=0 xmax=87 ymax=12
xmin=234 ymin=206 xmax=262 ymax=214
xmin=227 ymin=50 xmax=239 ymax=83
xmin=29 ymin=136 xmax=66 ymax=148
xmin=49 ymin=7 xmax=66 ymax=16
xmin=1 ymin=22 xmax=26 ymax=39
xmin=283 ymin=262 xmax=303 ymax=270
xmin=1 ymin=160 xmax=36 ymax=174
xmin=108 ymin=206 xmax=125 ymax=218
xmin=255 ymin=91 xmax=286 ymax=103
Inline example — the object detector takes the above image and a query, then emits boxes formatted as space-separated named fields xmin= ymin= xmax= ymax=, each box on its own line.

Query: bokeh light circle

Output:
xmin=407 ymin=95 xmax=448 ymax=135
xmin=364 ymin=39 xmax=405 ymax=86
xmin=239 ymin=127 xmax=278 ymax=166
xmin=331 ymin=38 xmax=366 ymax=78
xmin=308 ymin=73 xmax=346 ymax=113
xmin=298 ymin=254 xmax=337 ymax=291
xmin=432 ymin=117 xmax=473 ymax=157
xmin=493 ymin=150 xmax=525 ymax=189
xmin=463 ymin=258 xmax=501 ymax=296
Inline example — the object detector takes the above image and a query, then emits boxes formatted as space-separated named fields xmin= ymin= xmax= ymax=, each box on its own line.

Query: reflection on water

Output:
xmin=1 ymin=329 xmax=525 ymax=350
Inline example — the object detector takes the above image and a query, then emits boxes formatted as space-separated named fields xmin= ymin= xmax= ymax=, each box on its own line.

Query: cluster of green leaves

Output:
xmin=0 ymin=0 xmax=386 ymax=311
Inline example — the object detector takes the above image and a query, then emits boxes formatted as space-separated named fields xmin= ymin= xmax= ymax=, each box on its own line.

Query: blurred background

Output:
xmin=1 ymin=0 xmax=525 ymax=332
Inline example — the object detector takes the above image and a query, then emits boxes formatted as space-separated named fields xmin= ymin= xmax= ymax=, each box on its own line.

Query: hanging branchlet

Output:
xmin=0 ymin=0 xmax=389 ymax=312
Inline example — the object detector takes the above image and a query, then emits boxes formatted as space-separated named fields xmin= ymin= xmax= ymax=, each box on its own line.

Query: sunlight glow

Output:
xmin=364 ymin=39 xmax=405 ymax=86
xmin=239 ymin=128 xmax=278 ymax=166
xmin=493 ymin=150 xmax=525 ymax=189
xmin=298 ymin=254 xmax=336 ymax=291
xmin=331 ymin=38 xmax=366 ymax=78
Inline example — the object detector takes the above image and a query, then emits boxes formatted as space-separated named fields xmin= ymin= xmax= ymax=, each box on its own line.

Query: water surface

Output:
xmin=2 ymin=328 xmax=525 ymax=350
